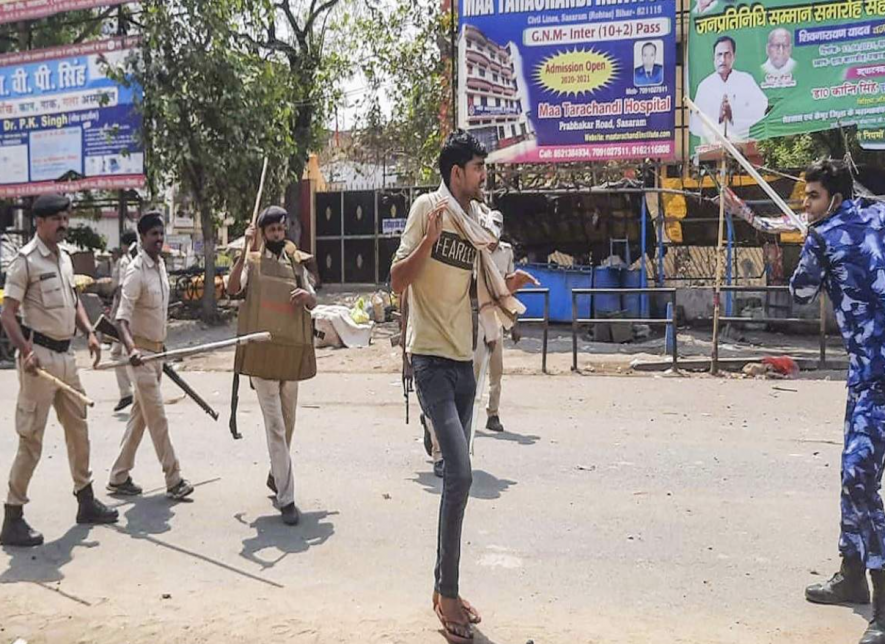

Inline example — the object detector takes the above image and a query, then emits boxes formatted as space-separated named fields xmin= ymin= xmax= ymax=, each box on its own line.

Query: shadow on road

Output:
xmin=236 ymin=509 xmax=338 ymax=570
xmin=1 ymin=524 xmax=99 ymax=606
xmin=121 ymin=493 xmax=177 ymax=537
xmin=473 ymin=629 xmax=501 ymax=644
xmin=0 ymin=524 xmax=97 ymax=586
xmin=475 ymin=428 xmax=540 ymax=446
xmin=109 ymin=477 xmax=217 ymax=538
xmin=411 ymin=469 xmax=517 ymax=501
xmin=853 ymin=603 xmax=873 ymax=621
xmin=431 ymin=626 xmax=499 ymax=644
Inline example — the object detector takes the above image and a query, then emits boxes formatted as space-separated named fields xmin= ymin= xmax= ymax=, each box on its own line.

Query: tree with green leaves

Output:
xmin=754 ymin=119 xmax=885 ymax=173
xmin=237 ymin=0 xmax=348 ymax=242
xmin=67 ymin=225 xmax=107 ymax=252
xmin=0 ymin=8 xmax=115 ymax=55
xmin=119 ymin=0 xmax=298 ymax=322
xmin=348 ymin=0 xmax=452 ymax=185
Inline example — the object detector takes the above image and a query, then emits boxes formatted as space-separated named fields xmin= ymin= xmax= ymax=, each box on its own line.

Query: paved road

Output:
xmin=0 ymin=368 xmax=865 ymax=643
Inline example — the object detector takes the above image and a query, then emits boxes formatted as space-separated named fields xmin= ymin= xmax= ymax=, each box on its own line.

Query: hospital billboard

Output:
xmin=458 ymin=0 xmax=677 ymax=163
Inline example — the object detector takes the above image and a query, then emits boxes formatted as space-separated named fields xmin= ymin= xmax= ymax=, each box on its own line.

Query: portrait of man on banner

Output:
xmin=690 ymin=35 xmax=768 ymax=143
xmin=761 ymin=28 xmax=797 ymax=88
xmin=634 ymin=41 xmax=664 ymax=87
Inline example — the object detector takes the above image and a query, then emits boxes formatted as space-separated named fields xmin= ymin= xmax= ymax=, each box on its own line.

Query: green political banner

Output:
xmin=687 ymin=0 xmax=885 ymax=156
xmin=859 ymin=125 xmax=885 ymax=148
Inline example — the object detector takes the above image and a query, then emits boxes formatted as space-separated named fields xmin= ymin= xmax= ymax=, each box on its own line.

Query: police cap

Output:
xmin=33 ymin=194 xmax=71 ymax=218
xmin=257 ymin=206 xmax=287 ymax=229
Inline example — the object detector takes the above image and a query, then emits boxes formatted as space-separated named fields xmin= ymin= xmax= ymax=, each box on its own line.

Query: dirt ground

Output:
xmin=0 ymin=287 xmax=863 ymax=643
xmin=90 ymin=284 xmax=847 ymax=378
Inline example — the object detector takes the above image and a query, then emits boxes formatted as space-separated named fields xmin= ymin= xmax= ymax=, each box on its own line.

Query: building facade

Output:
xmin=458 ymin=24 xmax=535 ymax=153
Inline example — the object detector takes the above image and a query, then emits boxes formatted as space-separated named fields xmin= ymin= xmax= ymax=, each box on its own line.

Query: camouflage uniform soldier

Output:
xmin=791 ymin=160 xmax=885 ymax=644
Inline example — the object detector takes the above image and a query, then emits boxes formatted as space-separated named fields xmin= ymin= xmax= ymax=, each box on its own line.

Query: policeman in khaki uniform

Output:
xmin=0 ymin=194 xmax=118 ymax=548
xmin=475 ymin=209 xmax=516 ymax=434
xmin=106 ymin=212 xmax=194 ymax=501
xmin=109 ymin=230 xmax=138 ymax=412
xmin=227 ymin=206 xmax=317 ymax=526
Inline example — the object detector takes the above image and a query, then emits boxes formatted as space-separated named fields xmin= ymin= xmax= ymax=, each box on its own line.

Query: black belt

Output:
xmin=22 ymin=326 xmax=71 ymax=353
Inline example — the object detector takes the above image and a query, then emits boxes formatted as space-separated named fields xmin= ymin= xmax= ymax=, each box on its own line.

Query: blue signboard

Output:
xmin=457 ymin=0 xmax=676 ymax=163
xmin=0 ymin=37 xmax=144 ymax=197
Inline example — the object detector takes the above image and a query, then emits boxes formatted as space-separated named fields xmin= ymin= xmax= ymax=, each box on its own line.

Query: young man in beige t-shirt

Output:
xmin=391 ymin=130 xmax=535 ymax=643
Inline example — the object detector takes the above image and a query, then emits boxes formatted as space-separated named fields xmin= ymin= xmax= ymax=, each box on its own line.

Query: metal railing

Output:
xmin=516 ymin=288 xmax=550 ymax=374
xmin=698 ymin=285 xmax=828 ymax=370
xmin=571 ymin=288 xmax=678 ymax=372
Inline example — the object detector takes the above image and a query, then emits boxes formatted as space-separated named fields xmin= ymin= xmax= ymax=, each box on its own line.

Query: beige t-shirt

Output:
xmin=393 ymin=186 xmax=478 ymax=362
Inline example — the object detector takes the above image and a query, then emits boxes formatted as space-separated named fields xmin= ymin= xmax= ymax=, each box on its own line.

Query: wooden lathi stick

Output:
xmin=248 ymin=157 xmax=270 ymax=255
xmin=93 ymin=332 xmax=272 ymax=371
xmin=35 ymin=368 xmax=95 ymax=407
xmin=251 ymin=157 xmax=269 ymax=227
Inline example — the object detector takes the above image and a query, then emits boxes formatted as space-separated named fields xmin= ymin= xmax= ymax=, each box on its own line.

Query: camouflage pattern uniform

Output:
xmin=791 ymin=198 xmax=885 ymax=568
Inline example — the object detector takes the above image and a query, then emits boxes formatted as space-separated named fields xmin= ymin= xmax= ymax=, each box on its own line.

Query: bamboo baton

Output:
xmin=93 ymin=332 xmax=272 ymax=371
xmin=34 ymin=368 xmax=95 ymax=407
xmin=251 ymin=157 xmax=270 ymax=227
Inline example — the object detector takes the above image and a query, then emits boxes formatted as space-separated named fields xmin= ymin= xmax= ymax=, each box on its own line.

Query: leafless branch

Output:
xmin=276 ymin=1 xmax=304 ymax=40
xmin=304 ymin=0 xmax=339 ymax=36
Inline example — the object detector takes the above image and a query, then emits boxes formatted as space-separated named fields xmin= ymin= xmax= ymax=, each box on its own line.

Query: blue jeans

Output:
xmin=412 ymin=354 xmax=476 ymax=598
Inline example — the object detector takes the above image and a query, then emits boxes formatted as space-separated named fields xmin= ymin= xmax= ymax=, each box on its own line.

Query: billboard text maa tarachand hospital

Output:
xmin=457 ymin=0 xmax=677 ymax=164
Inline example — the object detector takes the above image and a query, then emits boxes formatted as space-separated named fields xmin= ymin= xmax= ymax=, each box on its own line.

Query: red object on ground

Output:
xmin=761 ymin=356 xmax=800 ymax=378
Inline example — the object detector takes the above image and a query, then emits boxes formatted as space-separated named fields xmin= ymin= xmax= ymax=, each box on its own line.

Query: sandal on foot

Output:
xmin=434 ymin=603 xmax=473 ymax=644
xmin=433 ymin=592 xmax=481 ymax=625
xmin=458 ymin=597 xmax=481 ymax=625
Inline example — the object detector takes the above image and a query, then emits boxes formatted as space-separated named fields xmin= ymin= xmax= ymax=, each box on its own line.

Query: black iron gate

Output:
xmin=314 ymin=187 xmax=433 ymax=285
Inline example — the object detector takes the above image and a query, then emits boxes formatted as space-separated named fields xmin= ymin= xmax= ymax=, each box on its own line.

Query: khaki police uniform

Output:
xmin=4 ymin=236 xmax=92 ymax=506
xmin=474 ymin=241 xmax=514 ymax=418
xmin=237 ymin=246 xmax=315 ymax=508
xmin=110 ymin=252 xmax=133 ymax=399
xmin=109 ymin=250 xmax=182 ymax=489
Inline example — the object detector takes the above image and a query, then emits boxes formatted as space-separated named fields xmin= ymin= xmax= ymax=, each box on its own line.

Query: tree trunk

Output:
xmin=200 ymin=202 xmax=217 ymax=323
xmin=283 ymin=171 xmax=303 ymax=246
xmin=283 ymin=90 xmax=312 ymax=246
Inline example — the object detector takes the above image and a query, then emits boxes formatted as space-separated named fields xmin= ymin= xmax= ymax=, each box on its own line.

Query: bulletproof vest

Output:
xmin=234 ymin=244 xmax=317 ymax=381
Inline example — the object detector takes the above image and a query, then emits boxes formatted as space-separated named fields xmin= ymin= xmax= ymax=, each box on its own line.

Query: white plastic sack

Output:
xmin=312 ymin=305 xmax=373 ymax=348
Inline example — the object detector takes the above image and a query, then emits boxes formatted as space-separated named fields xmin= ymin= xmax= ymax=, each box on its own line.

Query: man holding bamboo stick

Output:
xmin=106 ymin=212 xmax=194 ymax=502
xmin=227 ymin=206 xmax=317 ymax=526
xmin=0 ymin=194 xmax=118 ymax=548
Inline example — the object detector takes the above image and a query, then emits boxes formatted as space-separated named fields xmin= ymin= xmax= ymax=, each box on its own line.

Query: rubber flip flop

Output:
xmin=458 ymin=598 xmax=482 ymax=625
xmin=434 ymin=603 xmax=473 ymax=644
xmin=433 ymin=592 xmax=481 ymax=625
